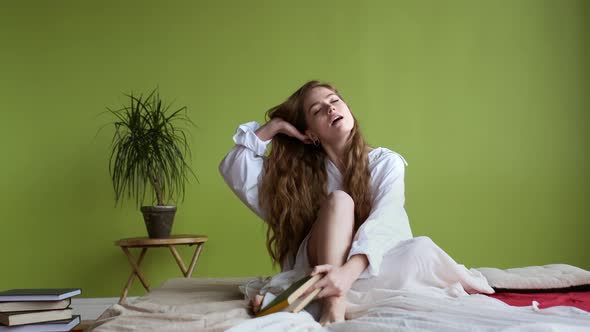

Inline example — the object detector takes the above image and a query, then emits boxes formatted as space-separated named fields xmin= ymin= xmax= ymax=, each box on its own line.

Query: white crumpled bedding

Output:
xmin=88 ymin=277 xmax=252 ymax=332
xmin=88 ymin=274 xmax=590 ymax=332
xmin=88 ymin=238 xmax=590 ymax=332
xmin=231 ymin=286 xmax=590 ymax=332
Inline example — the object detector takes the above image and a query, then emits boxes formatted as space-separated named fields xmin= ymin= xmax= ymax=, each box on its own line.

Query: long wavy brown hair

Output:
xmin=258 ymin=80 xmax=373 ymax=266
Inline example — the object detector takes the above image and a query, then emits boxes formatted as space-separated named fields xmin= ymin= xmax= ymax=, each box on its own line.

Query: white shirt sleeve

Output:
xmin=218 ymin=121 xmax=271 ymax=220
xmin=347 ymin=151 xmax=413 ymax=278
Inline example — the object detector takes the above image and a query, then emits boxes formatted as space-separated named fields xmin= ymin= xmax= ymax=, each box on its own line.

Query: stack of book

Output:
xmin=0 ymin=288 xmax=81 ymax=332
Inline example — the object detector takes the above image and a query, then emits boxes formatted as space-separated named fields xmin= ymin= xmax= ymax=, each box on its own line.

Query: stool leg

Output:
xmin=168 ymin=245 xmax=188 ymax=277
xmin=122 ymin=247 xmax=151 ymax=291
xmin=186 ymin=243 xmax=205 ymax=278
xmin=119 ymin=247 xmax=148 ymax=304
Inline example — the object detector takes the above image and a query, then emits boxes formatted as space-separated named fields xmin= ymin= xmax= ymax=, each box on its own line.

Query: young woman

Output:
xmin=219 ymin=80 xmax=492 ymax=325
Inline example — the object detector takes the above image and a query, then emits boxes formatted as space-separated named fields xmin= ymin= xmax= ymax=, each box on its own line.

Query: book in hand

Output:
xmin=0 ymin=308 xmax=72 ymax=327
xmin=0 ymin=289 xmax=80 ymax=302
xmin=0 ymin=315 xmax=80 ymax=332
xmin=0 ymin=299 xmax=71 ymax=313
xmin=256 ymin=274 xmax=322 ymax=317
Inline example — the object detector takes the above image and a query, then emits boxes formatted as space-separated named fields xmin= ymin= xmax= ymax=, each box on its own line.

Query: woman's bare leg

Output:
xmin=307 ymin=190 xmax=355 ymax=325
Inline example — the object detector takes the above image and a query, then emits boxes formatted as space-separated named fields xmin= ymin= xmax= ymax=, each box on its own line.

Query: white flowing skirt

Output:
xmin=292 ymin=235 xmax=493 ymax=295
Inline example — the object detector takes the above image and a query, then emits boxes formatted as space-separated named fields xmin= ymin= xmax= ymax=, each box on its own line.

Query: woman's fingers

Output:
xmin=315 ymin=285 xmax=341 ymax=299
xmin=291 ymin=131 xmax=311 ymax=144
xmin=316 ymin=287 xmax=330 ymax=299
xmin=311 ymin=264 xmax=333 ymax=275
xmin=307 ymin=265 xmax=333 ymax=299
xmin=289 ymin=129 xmax=310 ymax=143
xmin=309 ymin=265 xmax=350 ymax=299
xmin=301 ymin=285 xmax=317 ymax=298
xmin=279 ymin=121 xmax=313 ymax=144
xmin=301 ymin=135 xmax=313 ymax=144
xmin=300 ymin=265 xmax=331 ymax=298
xmin=312 ymin=277 xmax=332 ymax=298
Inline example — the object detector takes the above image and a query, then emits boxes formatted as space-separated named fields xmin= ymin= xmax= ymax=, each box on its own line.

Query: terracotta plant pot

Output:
xmin=140 ymin=206 xmax=177 ymax=238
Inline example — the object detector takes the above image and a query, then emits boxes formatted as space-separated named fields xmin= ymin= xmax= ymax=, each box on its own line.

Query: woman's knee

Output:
xmin=307 ymin=191 xmax=356 ymax=266
xmin=313 ymin=191 xmax=355 ymax=238
xmin=325 ymin=190 xmax=354 ymax=211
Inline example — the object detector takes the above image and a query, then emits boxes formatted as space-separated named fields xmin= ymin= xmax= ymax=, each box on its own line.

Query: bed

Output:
xmin=87 ymin=264 xmax=590 ymax=332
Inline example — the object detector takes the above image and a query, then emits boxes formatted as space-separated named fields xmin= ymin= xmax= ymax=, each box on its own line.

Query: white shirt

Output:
xmin=219 ymin=121 xmax=413 ymax=278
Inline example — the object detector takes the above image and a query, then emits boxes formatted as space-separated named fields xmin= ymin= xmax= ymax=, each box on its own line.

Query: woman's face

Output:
xmin=303 ymin=86 xmax=354 ymax=144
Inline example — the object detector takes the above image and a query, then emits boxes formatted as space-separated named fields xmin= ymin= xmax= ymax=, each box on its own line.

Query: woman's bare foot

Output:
xmin=250 ymin=294 xmax=263 ymax=314
xmin=319 ymin=296 xmax=346 ymax=326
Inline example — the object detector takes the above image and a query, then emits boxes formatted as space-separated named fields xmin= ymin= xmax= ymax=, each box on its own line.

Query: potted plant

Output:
xmin=105 ymin=88 xmax=197 ymax=238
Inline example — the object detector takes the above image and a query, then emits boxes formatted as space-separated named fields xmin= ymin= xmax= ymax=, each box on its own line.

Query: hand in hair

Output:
xmin=255 ymin=117 xmax=313 ymax=144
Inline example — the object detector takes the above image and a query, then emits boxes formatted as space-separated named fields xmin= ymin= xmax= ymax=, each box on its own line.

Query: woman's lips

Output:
xmin=331 ymin=115 xmax=343 ymax=126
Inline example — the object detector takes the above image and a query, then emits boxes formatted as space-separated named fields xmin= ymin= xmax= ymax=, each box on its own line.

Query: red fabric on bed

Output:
xmin=487 ymin=291 xmax=590 ymax=312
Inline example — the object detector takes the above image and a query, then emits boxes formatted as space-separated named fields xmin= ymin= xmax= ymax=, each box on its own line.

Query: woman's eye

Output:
xmin=313 ymin=110 xmax=319 ymax=115
xmin=331 ymin=99 xmax=339 ymax=103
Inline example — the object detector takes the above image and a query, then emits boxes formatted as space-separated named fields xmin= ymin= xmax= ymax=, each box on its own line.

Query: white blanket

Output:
xmin=230 ymin=288 xmax=590 ymax=332
xmin=89 ymin=238 xmax=590 ymax=331
xmin=231 ymin=238 xmax=590 ymax=331
xmin=89 ymin=277 xmax=590 ymax=332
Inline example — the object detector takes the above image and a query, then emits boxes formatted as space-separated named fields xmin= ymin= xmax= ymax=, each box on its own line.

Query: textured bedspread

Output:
xmin=89 ymin=238 xmax=590 ymax=331
xmin=232 ymin=286 xmax=590 ymax=331
xmin=89 ymin=277 xmax=253 ymax=332
xmin=89 ymin=275 xmax=590 ymax=332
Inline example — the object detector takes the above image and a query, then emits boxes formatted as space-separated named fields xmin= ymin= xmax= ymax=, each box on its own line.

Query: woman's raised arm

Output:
xmin=219 ymin=121 xmax=272 ymax=220
xmin=219 ymin=119 xmax=311 ymax=220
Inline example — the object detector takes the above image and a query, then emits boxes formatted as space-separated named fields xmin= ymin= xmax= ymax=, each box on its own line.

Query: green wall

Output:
xmin=1 ymin=1 xmax=588 ymax=297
